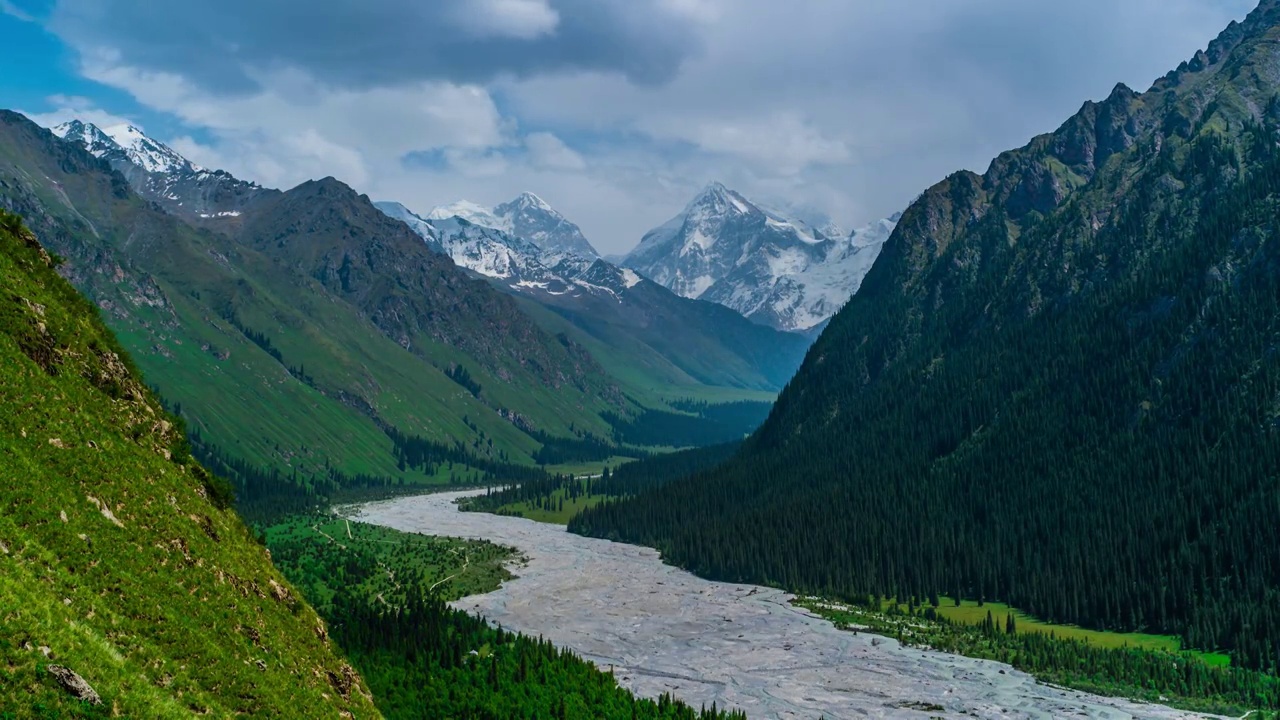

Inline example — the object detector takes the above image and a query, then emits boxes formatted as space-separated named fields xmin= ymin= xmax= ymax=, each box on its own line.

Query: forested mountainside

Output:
xmin=0 ymin=109 xmax=633 ymax=515
xmin=574 ymin=0 xmax=1280 ymax=673
xmin=0 ymin=211 xmax=376 ymax=717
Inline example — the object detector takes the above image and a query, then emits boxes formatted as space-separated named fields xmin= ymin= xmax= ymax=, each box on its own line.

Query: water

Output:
xmin=353 ymin=491 xmax=1217 ymax=720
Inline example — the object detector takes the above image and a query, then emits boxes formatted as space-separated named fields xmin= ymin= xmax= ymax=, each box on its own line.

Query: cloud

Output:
xmin=524 ymin=132 xmax=586 ymax=170
xmin=45 ymin=0 xmax=706 ymax=91
xmin=25 ymin=0 xmax=1259 ymax=254
xmin=449 ymin=0 xmax=560 ymax=40
xmin=640 ymin=113 xmax=850 ymax=176
xmin=22 ymin=94 xmax=134 ymax=130
xmin=75 ymin=51 xmax=512 ymax=189
xmin=0 ymin=0 xmax=35 ymax=22
xmin=499 ymin=0 xmax=1257 ymax=238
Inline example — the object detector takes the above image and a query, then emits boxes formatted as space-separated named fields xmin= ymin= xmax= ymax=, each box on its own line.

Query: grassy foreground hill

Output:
xmin=0 ymin=211 xmax=377 ymax=717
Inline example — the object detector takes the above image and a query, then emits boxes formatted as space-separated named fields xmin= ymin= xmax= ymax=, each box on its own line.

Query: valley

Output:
xmin=5 ymin=0 xmax=1280 ymax=716
xmin=354 ymin=491 xmax=1229 ymax=720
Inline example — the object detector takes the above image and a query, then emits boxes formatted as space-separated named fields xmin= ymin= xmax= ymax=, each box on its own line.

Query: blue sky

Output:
xmin=0 ymin=0 xmax=1258 ymax=254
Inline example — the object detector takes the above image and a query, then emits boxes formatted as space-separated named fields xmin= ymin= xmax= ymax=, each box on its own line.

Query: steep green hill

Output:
xmin=0 ymin=110 xmax=629 ymax=513
xmin=0 ymin=211 xmax=377 ymax=717
xmin=509 ymin=272 xmax=809 ymax=399
xmin=574 ymin=0 xmax=1280 ymax=674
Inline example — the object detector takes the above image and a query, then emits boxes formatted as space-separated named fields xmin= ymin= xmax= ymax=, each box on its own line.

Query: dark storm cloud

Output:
xmin=47 ymin=0 xmax=702 ymax=92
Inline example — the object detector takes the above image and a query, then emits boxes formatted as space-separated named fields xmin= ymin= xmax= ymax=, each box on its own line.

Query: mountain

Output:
xmin=380 ymin=200 xmax=811 ymax=394
xmin=623 ymin=182 xmax=897 ymax=331
xmin=3 ymin=110 xmax=630 ymax=515
xmin=494 ymin=192 xmax=600 ymax=260
xmin=575 ymin=1 xmax=1280 ymax=674
xmin=51 ymin=119 xmax=270 ymax=228
xmin=383 ymin=201 xmax=567 ymax=290
xmin=0 ymin=211 xmax=376 ymax=716
xmin=426 ymin=193 xmax=599 ymax=260
xmin=53 ymin=119 xmax=191 ymax=173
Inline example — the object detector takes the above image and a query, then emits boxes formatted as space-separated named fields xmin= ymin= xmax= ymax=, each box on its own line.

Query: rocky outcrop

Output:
xmin=46 ymin=665 xmax=102 ymax=706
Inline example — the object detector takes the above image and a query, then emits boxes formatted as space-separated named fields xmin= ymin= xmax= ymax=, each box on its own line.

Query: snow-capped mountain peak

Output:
xmin=686 ymin=182 xmax=756 ymax=219
xmin=375 ymin=201 xmax=441 ymax=245
xmin=101 ymin=123 xmax=198 ymax=174
xmin=52 ymin=117 xmax=270 ymax=224
xmin=425 ymin=199 xmax=506 ymax=231
xmin=425 ymin=194 xmax=600 ymax=261
xmin=510 ymin=191 xmax=554 ymax=214
xmin=51 ymin=120 xmax=196 ymax=174
xmin=624 ymin=183 xmax=899 ymax=331
xmin=378 ymin=199 xmax=637 ymax=304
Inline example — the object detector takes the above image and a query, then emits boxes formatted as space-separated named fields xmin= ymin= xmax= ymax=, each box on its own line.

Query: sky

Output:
xmin=0 ymin=0 xmax=1259 ymax=255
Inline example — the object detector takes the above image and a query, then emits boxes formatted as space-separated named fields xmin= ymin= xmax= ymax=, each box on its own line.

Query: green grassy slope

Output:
xmin=0 ymin=211 xmax=378 ymax=718
xmin=0 ymin=110 xmax=619 ymax=498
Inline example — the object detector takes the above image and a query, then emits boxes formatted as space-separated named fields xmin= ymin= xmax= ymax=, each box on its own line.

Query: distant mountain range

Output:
xmin=2 ymin=113 xmax=811 ymax=507
xmin=623 ymin=182 xmax=899 ymax=332
xmin=377 ymin=199 xmax=811 ymax=392
xmin=3 ymin=111 xmax=633 ymax=506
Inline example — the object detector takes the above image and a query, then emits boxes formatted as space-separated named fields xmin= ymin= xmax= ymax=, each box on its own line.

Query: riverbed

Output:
xmin=352 ymin=491 xmax=1219 ymax=720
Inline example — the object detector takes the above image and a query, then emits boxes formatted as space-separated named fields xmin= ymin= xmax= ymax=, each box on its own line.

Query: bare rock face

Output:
xmin=46 ymin=665 xmax=102 ymax=706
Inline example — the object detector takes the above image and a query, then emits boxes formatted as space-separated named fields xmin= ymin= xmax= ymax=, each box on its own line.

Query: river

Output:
xmin=352 ymin=491 xmax=1218 ymax=720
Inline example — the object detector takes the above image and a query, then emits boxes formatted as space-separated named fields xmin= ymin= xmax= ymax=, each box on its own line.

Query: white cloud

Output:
xmin=23 ymin=94 xmax=135 ymax=130
xmin=0 ymin=0 xmax=35 ymax=22
xmin=75 ymin=51 xmax=512 ymax=190
xmin=448 ymin=0 xmax=560 ymax=39
xmin=644 ymin=113 xmax=850 ymax=176
xmin=524 ymin=132 xmax=586 ymax=170
xmin=29 ymin=0 xmax=1259 ymax=254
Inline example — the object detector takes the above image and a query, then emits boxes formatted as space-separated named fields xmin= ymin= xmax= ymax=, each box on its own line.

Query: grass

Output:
xmin=494 ymin=489 xmax=608 ymax=525
xmin=929 ymin=597 xmax=1231 ymax=666
xmin=0 ymin=212 xmax=377 ymax=718
xmin=265 ymin=515 xmax=518 ymax=607
xmin=511 ymin=296 xmax=788 ymax=408
xmin=796 ymin=595 xmax=1278 ymax=716
xmin=541 ymin=455 xmax=638 ymax=477
xmin=0 ymin=120 xmax=627 ymax=484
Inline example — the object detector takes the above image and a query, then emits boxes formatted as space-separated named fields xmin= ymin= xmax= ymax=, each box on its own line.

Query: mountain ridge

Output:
xmin=380 ymin=199 xmax=812 ymax=393
xmin=426 ymin=192 xmax=600 ymax=260
xmin=1 ymin=109 xmax=628 ymax=507
xmin=574 ymin=0 xmax=1280 ymax=673
xmin=623 ymin=182 xmax=897 ymax=331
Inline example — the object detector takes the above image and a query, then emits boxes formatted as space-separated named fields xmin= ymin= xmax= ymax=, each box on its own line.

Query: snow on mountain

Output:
xmin=52 ymin=120 xmax=196 ymax=174
xmin=51 ymin=119 xmax=269 ymax=223
xmin=623 ymin=182 xmax=897 ymax=331
xmin=51 ymin=120 xmax=121 ymax=158
xmin=493 ymin=192 xmax=599 ymax=260
xmin=426 ymin=193 xmax=599 ymax=261
xmin=379 ymin=199 xmax=638 ymax=303
xmin=759 ymin=198 xmax=847 ymax=241
xmin=376 ymin=201 xmax=440 ymax=242
xmin=425 ymin=200 xmax=507 ymax=231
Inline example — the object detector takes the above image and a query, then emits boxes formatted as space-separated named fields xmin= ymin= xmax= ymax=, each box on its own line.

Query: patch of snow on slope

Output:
xmin=101 ymin=124 xmax=198 ymax=174
xmin=427 ymin=200 xmax=511 ymax=233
